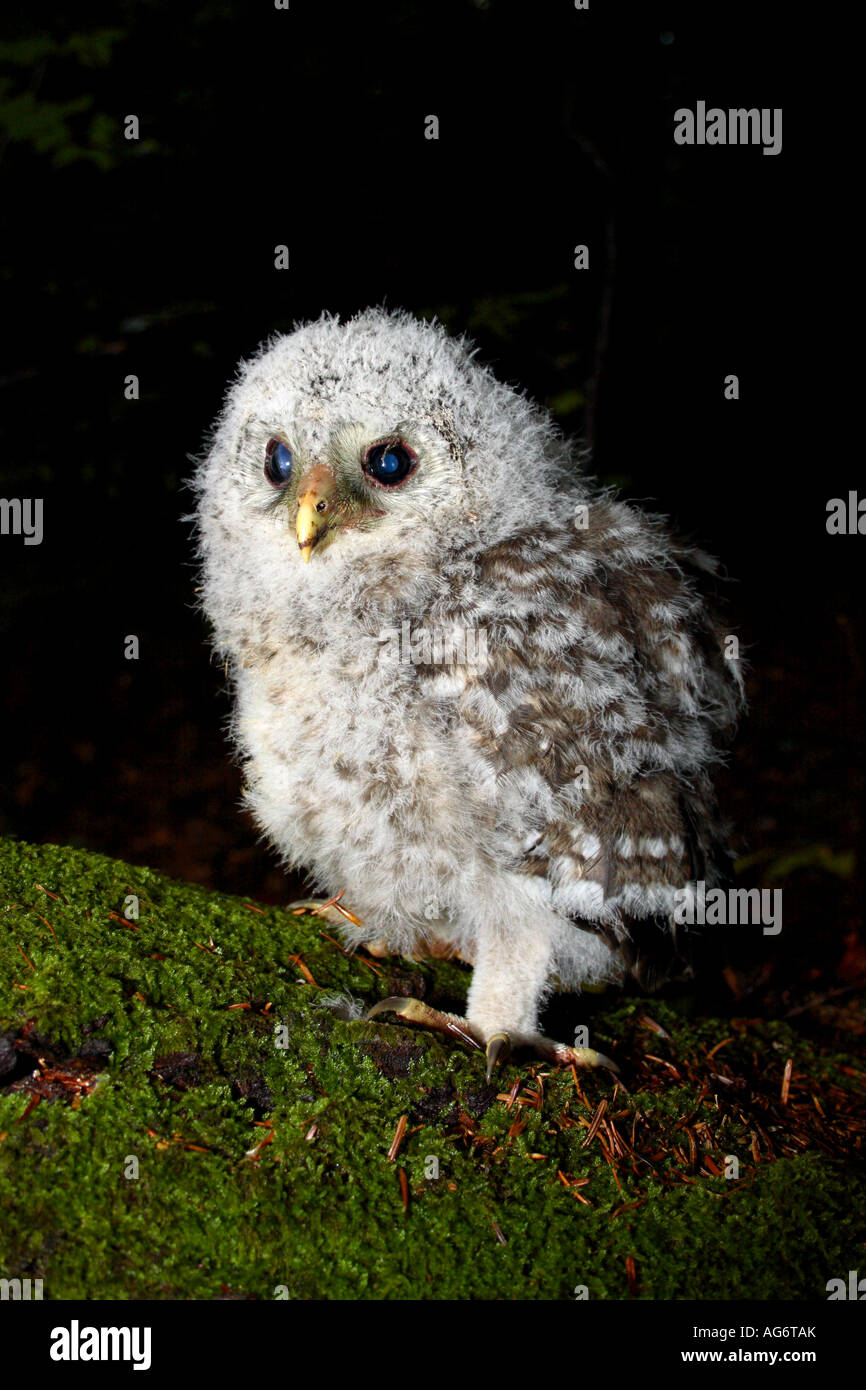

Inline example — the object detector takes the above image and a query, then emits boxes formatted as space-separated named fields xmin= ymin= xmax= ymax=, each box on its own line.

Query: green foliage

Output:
xmin=734 ymin=845 xmax=856 ymax=883
xmin=0 ymin=838 xmax=863 ymax=1300
xmin=0 ymin=32 xmax=124 ymax=68
xmin=0 ymin=30 xmax=126 ymax=168
xmin=547 ymin=388 xmax=586 ymax=418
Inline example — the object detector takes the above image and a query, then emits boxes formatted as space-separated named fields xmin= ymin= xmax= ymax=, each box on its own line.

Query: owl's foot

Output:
xmin=364 ymin=996 xmax=619 ymax=1082
xmin=365 ymin=937 xmax=474 ymax=963
xmin=365 ymin=996 xmax=483 ymax=1053
xmin=286 ymin=893 xmax=364 ymax=927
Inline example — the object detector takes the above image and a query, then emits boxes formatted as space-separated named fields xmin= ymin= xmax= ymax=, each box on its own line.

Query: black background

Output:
xmin=0 ymin=2 xmax=860 ymax=1012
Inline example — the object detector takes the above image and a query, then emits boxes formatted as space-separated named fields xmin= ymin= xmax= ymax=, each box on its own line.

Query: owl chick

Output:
xmin=192 ymin=308 xmax=743 ymax=1080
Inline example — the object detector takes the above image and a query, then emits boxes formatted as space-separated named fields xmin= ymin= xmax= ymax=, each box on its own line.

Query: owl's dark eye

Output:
xmin=364 ymin=441 xmax=417 ymax=487
xmin=264 ymin=438 xmax=293 ymax=487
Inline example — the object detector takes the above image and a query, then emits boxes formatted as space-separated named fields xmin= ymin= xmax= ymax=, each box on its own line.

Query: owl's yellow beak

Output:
xmin=296 ymin=464 xmax=337 ymax=562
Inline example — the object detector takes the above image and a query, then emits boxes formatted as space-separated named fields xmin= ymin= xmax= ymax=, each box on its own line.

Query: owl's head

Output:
xmin=191 ymin=308 xmax=572 ymax=650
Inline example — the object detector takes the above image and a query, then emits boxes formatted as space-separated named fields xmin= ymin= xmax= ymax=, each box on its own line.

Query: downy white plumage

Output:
xmin=191 ymin=308 xmax=743 ymax=1075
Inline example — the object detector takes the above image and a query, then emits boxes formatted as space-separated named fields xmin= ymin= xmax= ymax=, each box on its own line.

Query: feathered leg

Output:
xmin=366 ymin=922 xmax=618 ymax=1080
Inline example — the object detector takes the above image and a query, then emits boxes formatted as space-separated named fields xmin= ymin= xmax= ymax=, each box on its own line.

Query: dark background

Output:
xmin=1 ymin=2 xmax=861 ymax=1018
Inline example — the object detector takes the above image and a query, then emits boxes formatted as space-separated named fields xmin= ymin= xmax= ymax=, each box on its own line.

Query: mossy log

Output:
xmin=1 ymin=838 xmax=863 ymax=1300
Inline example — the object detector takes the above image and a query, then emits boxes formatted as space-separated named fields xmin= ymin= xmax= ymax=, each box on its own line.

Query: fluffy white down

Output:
xmin=191 ymin=308 xmax=742 ymax=1043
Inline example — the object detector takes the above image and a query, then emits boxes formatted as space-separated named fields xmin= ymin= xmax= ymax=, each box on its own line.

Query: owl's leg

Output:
xmin=466 ymin=925 xmax=620 ymax=1079
xmin=367 ymin=899 xmax=619 ymax=1079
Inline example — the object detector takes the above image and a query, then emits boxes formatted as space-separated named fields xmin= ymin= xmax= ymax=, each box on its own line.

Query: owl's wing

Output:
xmin=450 ymin=496 xmax=744 ymax=982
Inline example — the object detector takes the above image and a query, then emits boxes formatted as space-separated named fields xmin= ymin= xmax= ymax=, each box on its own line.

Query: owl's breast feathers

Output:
xmin=413 ymin=495 xmax=744 ymax=966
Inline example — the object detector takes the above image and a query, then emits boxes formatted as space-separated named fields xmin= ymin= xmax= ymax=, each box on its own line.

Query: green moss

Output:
xmin=1 ymin=837 xmax=863 ymax=1300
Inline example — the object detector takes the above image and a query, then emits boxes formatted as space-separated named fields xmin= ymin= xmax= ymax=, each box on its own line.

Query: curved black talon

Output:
xmin=485 ymin=1032 xmax=512 ymax=1083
